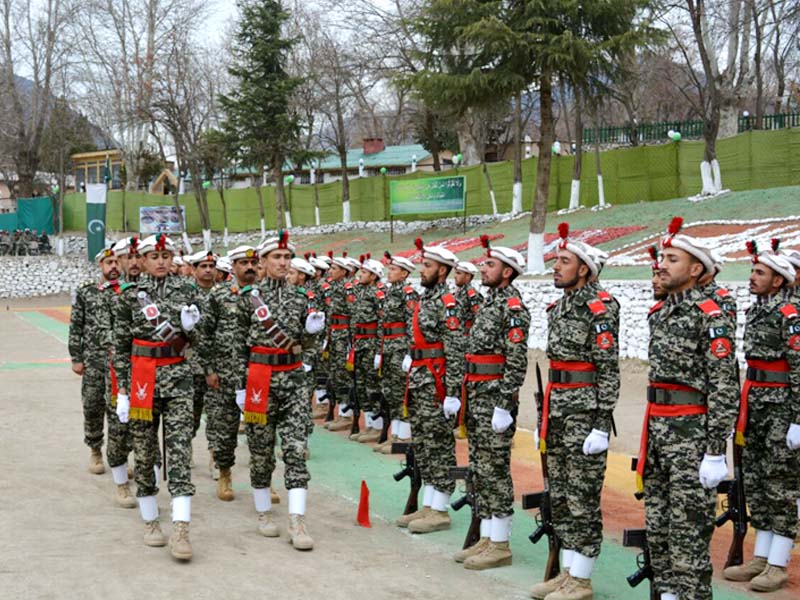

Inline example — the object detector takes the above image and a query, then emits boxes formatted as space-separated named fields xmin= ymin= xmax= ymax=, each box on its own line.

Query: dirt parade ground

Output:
xmin=1 ymin=296 xmax=797 ymax=600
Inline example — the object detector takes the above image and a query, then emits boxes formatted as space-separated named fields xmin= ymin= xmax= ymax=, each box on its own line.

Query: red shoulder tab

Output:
xmin=376 ymin=290 xmax=385 ymax=300
xmin=648 ymin=300 xmax=664 ymax=316
xmin=442 ymin=293 xmax=457 ymax=308
xmin=780 ymin=304 xmax=798 ymax=319
xmin=467 ymin=288 xmax=476 ymax=297
xmin=321 ymin=282 xmax=330 ymax=290
xmin=546 ymin=301 xmax=557 ymax=312
xmin=715 ymin=287 xmax=730 ymax=297
xmin=507 ymin=297 xmax=522 ymax=310
xmin=598 ymin=290 xmax=613 ymax=302
xmin=587 ymin=300 xmax=607 ymax=316
xmin=404 ymin=285 xmax=415 ymax=295
xmin=345 ymin=282 xmax=352 ymax=289
xmin=306 ymin=290 xmax=315 ymax=299
xmin=377 ymin=282 xmax=386 ymax=289
xmin=698 ymin=298 xmax=722 ymax=317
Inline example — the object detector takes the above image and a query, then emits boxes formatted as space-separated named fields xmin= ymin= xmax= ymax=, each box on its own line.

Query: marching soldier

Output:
xmin=722 ymin=240 xmax=799 ymax=592
xmin=373 ymin=251 xmax=418 ymax=453
xmin=396 ymin=238 xmax=464 ymax=534
xmin=530 ymin=223 xmax=618 ymax=600
xmin=200 ymin=245 xmax=259 ymax=502
xmin=635 ymin=217 xmax=739 ymax=600
xmin=308 ymin=254 xmax=332 ymax=418
xmin=215 ymin=256 xmax=233 ymax=283
xmin=324 ymin=254 xmax=356 ymax=431
xmin=456 ymin=239 xmax=529 ymax=570
xmin=69 ymin=246 xmax=124 ymax=475
xmin=115 ymin=236 xmax=143 ymax=283
xmin=113 ymin=234 xmax=202 ymax=560
xmin=454 ymin=261 xmax=483 ymax=335
xmin=234 ymin=232 xmax=325 ymax=550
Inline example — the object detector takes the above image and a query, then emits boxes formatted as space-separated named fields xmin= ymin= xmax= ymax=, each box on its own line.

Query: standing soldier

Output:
xmin=780 ymin=247 xmax=800 ymax=539
xmin=635 ymin=218 xmax=739 ymax=600
xmin=69 ymin=246 xmax=124 ymax=475
xmin=373 ymin=251 xmax=418 ymax=453
xmin=235 ymin=232 xmax=325 ymax=550
xmin=309 ymin=254 xmax=332 ymax=418
xmin=113 ymin=234 xmax=202 ymax=560
xmin=454 ymin=261 xmax=483 ymax=335
xmin=722 ymin=241 xmax=799 ymax=592
xmin=215 ymin=256 xmax=233 ymax=283
xmin=530 ymin=223 xmax=619 ymax=600
xmin=646 ymin=246 xmax=667 ymax=331
xmin=699 ymin=253 xmax=738 ymax=323
xmin=324 ymin=254 xmax=355 ymax=431
xmin=457 ymin=240 xmax=529 ymax=570
xmin=396 ymin=238 xmax=464 ymax=534
xmin=115 ymin=236 xmax=143 ymax=283
xmin=201 ymin=246 xmax=259 ymax=502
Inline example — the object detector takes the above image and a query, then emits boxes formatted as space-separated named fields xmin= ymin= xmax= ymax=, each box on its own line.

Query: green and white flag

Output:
xmin=86 ymin=183 xmax=107 ymax=261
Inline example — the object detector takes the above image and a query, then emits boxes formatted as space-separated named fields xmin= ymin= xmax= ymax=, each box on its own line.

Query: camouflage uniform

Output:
xmin=455 ymin=283 xmax=483 ymax=335
xmin=310 ymin=278 xmax=331 ymax=395
xmin=326 ymin=279 xmax=352 ymax=410
xmin=113 ymin=275 xmax=199 ymax=499
xmin=407 ymin=282 xmax=465 ymax=495
xmin=739 ymin=291 xmax=800 ymax=540
xmin=380 ymin=282 xmax=419 ymax=424
xmin=464 ymin=284 xmax=529 ymax=519
xmin=544 ymin=282 xmax=619 ymax=559
xmin=351 ymin=281 xmax=384 ymax=418
xmin=300 ymin=284 xmax=324 ymax=435
xmin=189 ymin=284 xmax=215 ymax=439
xmin=236 ymin=278 xmax=311 ymax=491
xmin=643 ymin=287 xmax=739 ymax=600
xmin=102 ymin=282 xmax=133 ymax=469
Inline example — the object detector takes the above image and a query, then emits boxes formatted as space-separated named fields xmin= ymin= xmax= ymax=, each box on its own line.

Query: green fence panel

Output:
xmin=717 ymin=133 xmax=752 ymax=192
xmin=677 ymin=139 xmax=706 ymax=197
xmin=748 ymin=129 xmax=791 ymax=191
xmin=0 ymin=212 xmax=18 ymax=231
xmin=789 ymin=129 xmax=800 ymax=186
xmin=16 ymin=197 xmax=55 ymax=233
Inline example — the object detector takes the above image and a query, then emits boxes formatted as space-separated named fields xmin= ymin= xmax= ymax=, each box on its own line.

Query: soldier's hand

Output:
xmin=373 ymin=353 xmax=382 ymax=370
xmin=235 ymin=389 xmax=246 ymax=412
xmin=71 ymin=362 xmax=84 ymax=376
xmin=582 ymin=429 xmax=610 ymax=455
xmin=180 ymin=304 xmax=201 ymax=332
xmin=443 ymin=396 xmax=461 ymax=418
xmin=401 ymin=354 xmax=412 ymax=373
xmin=786 ymin=423 xmax=800 ymax=450
xmin=305 ymin=311 xmax=325 ymax=334
xmin=698 ymin=454 xmax=727 ymax=489
xmin=116 ymin=393 xmax=130 ymax=424
xmin=491 ymin=407 xmax=513 ymax=433
xmin=206 ymin=373 xmax=220 ymax=389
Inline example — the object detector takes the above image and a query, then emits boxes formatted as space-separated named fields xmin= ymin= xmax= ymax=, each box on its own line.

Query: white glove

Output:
xmin=582 ymin=429 xmax=610 ymax=455
xmin=698 ymin=454 xmax=727 ymax=489
xmin=322 ymin=338 xmax=328 ymax=351
xmin=491 ymin=407 xmax=514 ymax=433
xmin=235 ymin=389 xmax=246 ymax=412
xmin=442 ymin=396 xmax=461 ymax=418
xmin=116 ymin=393 xmax=130 ymax=424
xmin=534 ymin=428 xmax=540 ymax=450
xmin=787 ymin=423 xmax=800 ymax=450
xmin=305 ymin=311 xmax=325 ymax=334
xmin=180 ymin=304 xmax=201 ymax=332
xmin=303 ymin=363 xmax=312 ymax=373
xmin=373 ymin=353 xmax=382 ymax=370
xmin=401 ymin=354 xmax=412 ymax=373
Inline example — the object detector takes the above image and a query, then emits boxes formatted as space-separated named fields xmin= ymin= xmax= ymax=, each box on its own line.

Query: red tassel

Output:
xmin=746 ymin=240 xmax=758 ymax=257
xmin=557 ymin=222 xmax=569 ymax=240
xmin=356 ymin=480 xmax=371 ymax=528
xmin=384 ymin=250 xmax=391 ymax=259
xmin=414 ymin=237 xmax=424 ymax=250
xmin=480 ymin=234 xmax=490 ymax=249
xmin=342 ymin=251 xmax=348 ymax=258
xmin=647 ymin=245 xmax=658 ymax=261
xmin=304 ymin=252 xmax=310 ymax=260
xmin=667 ymin=217 xmax=683 ymax=235
xmin=327 ymin=250 xmax=333 ymax=259
xmin=771 ymin=238 xmax=780 ymax=253
xmin=365 ymin=252 xmax=371 ymax=260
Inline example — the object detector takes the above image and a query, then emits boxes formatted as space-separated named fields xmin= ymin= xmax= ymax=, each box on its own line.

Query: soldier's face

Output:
xmin=454 ymin=270 xmax=472 ymax=287
xmin=170 ymin=263 xmax=180 ymax=275
xmin=195 ymin=260 xmax=216 ymax=286
xmin=651 ymin=271 xmax=667 ymax=300
xmin=123 ymin=254 xmax=142 ymax=277
xmin=481 ymin=257 xmax=510 ymax=288
xmin=233 ymin=257 xmax=258 ymax=285
xmin=329 ymin=264 xmax=346 ymax=281
xmin=420 ymin=259 xmax=444 ymax=288
xmin=264 ymin=249 xmax=291 ymax=279
xmin=553 ymin=251 xmax=586 ymax=290
xmin=214 ymin=269 xmax=225 ymax=282
xmin=180 ymin=263 xmax=194 ymax=277
xmin=358 ymin=268 xmax=376 ymax=285
xmin=145 ymin=251 xmax=173 ymax=278
xmin=749 ymin=263 xmax=784 ymax=296
xmin=387 ymin=264 xmax=408 ymax=284
xmin=287 ymin=267 xmax=305 ymax=286
xmin=794 ymin=270 xmax=800 ymax=288
xmin=100 ymin=256 xmax=120 ymax=281
xmin=660 ymin=248 xmax=703 ymax=292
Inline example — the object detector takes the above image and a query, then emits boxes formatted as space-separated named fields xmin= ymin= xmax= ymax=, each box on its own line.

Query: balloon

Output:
xmin=454 ymin=153 xmax=463 ymax=165
xmin=380 ymin=167 xmax=387 ymax=175
xmin=285 ymin=175 xmax=295 ymax=184
xmin=672 ymin=132 xmax=681 ymax=142
xmin=52 ymin=185 xmax=60 ymax=194
xmin=667 ymin=129 xmax=675 ymax=139
xmin=202 ymin=181 xmax=212 ymax=189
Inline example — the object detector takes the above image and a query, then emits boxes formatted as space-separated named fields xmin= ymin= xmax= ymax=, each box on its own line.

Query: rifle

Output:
xmin=630 ymin=457 xmax=644 ymax=501
xmin=449 ymin=466 xmax=482 ymax=549
xmin=715 ymin=443 xmax=747 ymax=568
xmin=521 ymin=362 xmax=561 ymax=581
xmin=622 ymin=529 xmax=658 ymax=600
xmin=392 ymin=442 xmax=421 ymax=515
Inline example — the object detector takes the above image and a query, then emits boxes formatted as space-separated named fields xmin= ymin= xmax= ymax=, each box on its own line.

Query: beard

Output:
xmin=662 ymin=270 xmax=691 ymax=292
xmin=554 ymin=274 xmax=579 ymax=289
xmin=420 ymin=272 xmax=436 ymax=289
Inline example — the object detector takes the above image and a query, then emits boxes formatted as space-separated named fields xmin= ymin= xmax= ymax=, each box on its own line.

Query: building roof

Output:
xmin=312 ymin=144 xmax=431 ymax=171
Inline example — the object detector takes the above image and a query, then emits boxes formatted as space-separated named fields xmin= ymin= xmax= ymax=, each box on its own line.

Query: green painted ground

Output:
xmin=16 ymin=311 xmax=70 ymax=344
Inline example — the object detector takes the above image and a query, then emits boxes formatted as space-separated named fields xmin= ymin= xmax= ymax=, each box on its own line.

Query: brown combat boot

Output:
xmin=750 ymin=565 xmax=789 ymax=592
xmin=257 ymin=511 xmax=279 ymax=537
xmin=463 ymin=541 xmax=512 ymax=570
xmin=327 ymin=417 xmax=353 ymax=432
xmin=143 ymin=520 xmax=166 ymax=547
xmin=395 ymin=506 xmax=430 ymax=528
xmin=271 ymin=489 xmax=281 ymax=504
xmin=723 ymin=557 xmax=767 ymax=581
xmin=169 ymin=521 xmax=192 ymax=560
xmin=373 ymin=435 xmax=396 ymax=453
xmin=312 ymin=403 xmax=328 ymax=419
xmin=115 ymin=482 xmax=136 ymax=508
xmin=357 ymin=428 xmax=381 ymax=443
xmin=529 ymin=571 xmax=569 ymax=599
xmin=217 ymin=468 xmax=234 ymax=501
xmin=288 ymin=514 xmax=314 ymax=551
xmin=381 ymin=436 xmax=411 ymax=455
xmin=88 ymin=448 xmax=105 ymax=474
xmin=544 ymin=575 xmax=593 ymax=600
xmin=408 ymin=509 xmax=451 ymax=534
xmin=453 ymin=537 xmax=489 ymax=563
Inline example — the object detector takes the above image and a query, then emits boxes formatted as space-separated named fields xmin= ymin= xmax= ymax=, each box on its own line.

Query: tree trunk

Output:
xmin=591 ymin=101 xmax=607 ymax=208
xmin=751 ymin=0 xmax=764 ymax=129
xmin=339 ymin=146 xmax=351 ymax=223
xmin=558 ymin=77 xmax=572 ymax=145
xmin=512 ymin=91 xmax=523 ymax=214
xmin=218 ymin=183 xmax=229 ymax=247
xmin=454 ymin=110 xmax=481 ymax=165
xmin=172 ymin=160 xmax=191 ymax=252
xmin=273 ymin=158 xmax=287 ymax=229
xmin=254 ymin=179 xmax=266 ymax=237
xmin=425 ymin=108 xmax=442 ymax=172
xmin=527 ymin=70 xmax=554 ymax=274
xmin=569 ymin=87 xmax=584 ymax=210
xmin=482 ymin=163 xmax=498 ymax=216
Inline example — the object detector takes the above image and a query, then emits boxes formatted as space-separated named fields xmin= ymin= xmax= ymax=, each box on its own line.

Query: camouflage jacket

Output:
xmin=187 ymin=284 xmax=215 ymax=376
xmin=380 ymin=280 xmax=418 ymax=354
xmin=351 ymin=282 xmax=384 ymax=351
xmin=648 ymin=286 xmax=739 ymax=454
xmin=743 ymin=291 xmax=800 ymax=419
xmin=326 ymin=278 xmax=351 ymax=340
xmin=456 ymin=284 xmax=483 ymax=333
xmin=466 ymin=284 xmax=530 ymax=412
xmin=546 ymin=282 xmax=620 ymax=432
xmin=408 ymin=281 xmax=465 ymax=397
xmin=69 ymin=280 xmax=122 ymax=369
xmin=647 ymin=299 xmax=665 ymax=333
xmin=300 ymin=284 xmax=325 ymax=365
xmin=700 ymin=282 xmax=738 ymax=325
xmin=198 ymin=280 xmax=251 ymax=386
xmin=113 ymin=275 xmax=200 ymax=395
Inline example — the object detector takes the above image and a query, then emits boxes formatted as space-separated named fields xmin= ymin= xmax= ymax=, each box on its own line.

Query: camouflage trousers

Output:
xmin=207 ymin=385 xmax=241 ymax=470
xmin=81 ymin=364 xmax=106 ymax=449
xmin=192 ymin=375 xmax=207 ymax=439
xmin=407 ymin=381 xmax=455 ymax=495
xmin=328 ymin=332 xmax=351 ymax=403
xmin=104 ymin=371 xmax=131 ymax=469
xmin=355 ymin=344 xmax=381 ymax=415
xmin=130 ymin=394 xmax=196 ymax=498
xmin=742 ymin=398 xmax=800 ymax=539
xmin=644 ymin=415 xmax=715 ymax=600
xmin=547 ymin=411 xmax=607 ymax=558
xmin=246 ymin=370 xmax=311 ymax=490
xmin=381 ymin=344 xmax=410 ymax=423
xmin=465 ymin=389 xmax=516 ymax=518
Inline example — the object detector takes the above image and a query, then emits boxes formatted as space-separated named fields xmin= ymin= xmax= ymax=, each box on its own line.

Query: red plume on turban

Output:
xmin=414 ymin=237 xmax=424 ymax=251
xmin=667 ymin=217 xmax=683 ymax=235
xmin=557 ymin=223 xmax=569 ymax=249
xmin=746 ymin=240 xmax=759 ymax=263
xmin=771 ymin=238 xmax=780 ymax=253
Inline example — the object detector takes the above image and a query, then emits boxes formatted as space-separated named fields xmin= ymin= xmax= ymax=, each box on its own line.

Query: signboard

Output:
xmin=139 ymin=205 xmax=186 ymax=234
xmin=389 ymin=176 xmax=466 ymax=216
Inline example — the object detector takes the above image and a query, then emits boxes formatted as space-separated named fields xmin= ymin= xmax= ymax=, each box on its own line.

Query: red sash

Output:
xmin=459 ymin=354 xmax=505 ymax=436
xmin=539 ymin=360 xmax=596 ymax=453
xmin=244 ymin=346 xmax=302 ymax=425
xmin=402 ymin=301 xmax=446 ymax=417
xmin=130 ymin=340 xmax=184 ymax=421
xmin=735 ymin=358 xmax=790 ymax=446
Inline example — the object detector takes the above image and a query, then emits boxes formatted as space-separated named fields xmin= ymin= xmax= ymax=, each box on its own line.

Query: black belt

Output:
xmin=249 ymin=352 xmax=300 ymax=366
xmin=549 ymin=369 xmax=597 ymax=384
xmin=132 ymin=345 xmax=181 ymax=359
xmin=647 ymin=386 xmax=705 ymax=405
xmin=745 ymin=367 xmax=789 ymax=384
xmin=466 ymin=362 xmax=504 ymax=376
xmin=411 ymin=348 xmax=444 ymax=360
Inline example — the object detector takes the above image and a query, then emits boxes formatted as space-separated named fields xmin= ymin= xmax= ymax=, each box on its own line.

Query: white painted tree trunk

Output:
xmin=711 ymin=159 xmax=722 ymax=193
xmin=202 ymin=229 xmax=211 ymax=251
xmin=597 ymin=175 xmax=606 ymax=207
xmin=342 ymin=200 xmax=351 ymax=223
xmin=260 ymin=218 xmax=266 ymax=238
xmin=223 ymin=227 xmax=229 ymax=248
xmin=700 ymin=161 xmax=716 ymax=195
xmin=489 ymin=189 xmax=498 ymax=216
xmin=568 ymin=179 xmax=581 ymax=210
xmin=314 ymin=206 xmax=321 ymax=226
xmin=56 ymin=237 xmax=64 ymax=256
xmin=512 ymin=181 xmax=523 ymax=214
xmin=181 ymin=232 xmax=192 ymax=254
xmin=284 ymin=211 xmax=292 ymax=229
xmin=526 ymin=232 xmax=546 ymax=274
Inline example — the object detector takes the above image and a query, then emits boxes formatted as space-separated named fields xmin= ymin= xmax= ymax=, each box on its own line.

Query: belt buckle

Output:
xmin=154 ymin=320 xmax=178 ymax=343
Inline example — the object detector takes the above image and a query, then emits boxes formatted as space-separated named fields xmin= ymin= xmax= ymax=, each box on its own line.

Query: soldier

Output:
xmin=201 ymin=245 xmax=259 ymax=502
xmin=781 ymin=248 xmax=800 ymax=539
xmin=324 ymin=254 xmax=356 ymax=431
xmin=646 ymin=246 xmax=667 ymax=331
xmin=454 ymin=261 xmax=483 ymax=334
xmin=113 ymin=234 xmax=202 ymax=560
xmin=722 ymin=241 xmax=799 ymax=592
xmin=396 ymin=238 xmax=464 ymax=534
xmin=529 ymin=223 xmax=618 ymax=600
xmin=115 ymin=236 xmax=143 ymax=282
xmin=456 ymin=240 xmax=529 ymax=570
xmin=373 ymin=251 xmax=418 ymax=453
xmin=235 ymin=232 xmax=325 ymax=550
xmin=69 ymin=246 xmax=124 ymax=475
xmin=635 ymin=217 xmax=739 ymax=600
xmin=215 ymin=256 xmax=233 ymax=283
xmin=698 ymin=252 xmax=738 ymax=323
xmin=308 ymin=254 xmax=332 ymax=418
xmin=179 ymin=256 xmax=194 ymax=278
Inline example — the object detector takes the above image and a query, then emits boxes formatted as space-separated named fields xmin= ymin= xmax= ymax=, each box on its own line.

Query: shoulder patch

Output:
xmin=442 ymin=293 xmax=457 ymax=308
xmin=598 ymin=290 xmax=613 ymax=302
xmin=321 ymin=282 xmax=331 ymax=290
xmin=467 ymin=288 xmax=476 ymax=297
xmin=345 ymin=282 xmax=352 ymax=289
xmin=306 ymin=290 xmax=315 ymax=299
xmin=587 ymin=300 xmax=607 ymax=316
xmin=698 ymin=298 xmax=722 ymax=317
xmin=780 ymin=304 xmax=798 ymax=319
xmin=376 ymin=290 xmax=385 ymax=300
xmin=507 ymin=297 xmax=523 ymax=310
xmin=716 ymin=287 xmax=730 ymax=297
xmin=404 ymin=285 xmax=415 ymax=295
xmin=648 ymin=300 xmax=664 ymax=316
xmin=240 ymin=285 xmax=253 ymax=294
